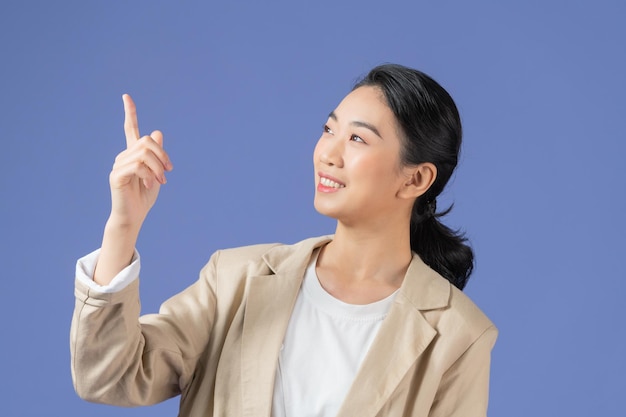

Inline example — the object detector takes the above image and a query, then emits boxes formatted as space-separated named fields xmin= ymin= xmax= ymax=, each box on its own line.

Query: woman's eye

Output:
xmin=323 ymin=124 xmax=334 ymax=134
xmin=350 ymin=134 xmax=365 ymax=143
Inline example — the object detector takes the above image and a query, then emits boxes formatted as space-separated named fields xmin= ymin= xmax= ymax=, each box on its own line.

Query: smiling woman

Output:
xmin=70 ymin=63 xmax=497 ymax=417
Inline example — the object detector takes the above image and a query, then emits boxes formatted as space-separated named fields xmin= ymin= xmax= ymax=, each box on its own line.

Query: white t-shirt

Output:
xmin=272 ymin=251 xmax=398 ymax=417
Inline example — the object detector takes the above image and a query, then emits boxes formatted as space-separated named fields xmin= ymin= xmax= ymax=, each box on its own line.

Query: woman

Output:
xmin=71 ymin=64 xmax=497 ymax=416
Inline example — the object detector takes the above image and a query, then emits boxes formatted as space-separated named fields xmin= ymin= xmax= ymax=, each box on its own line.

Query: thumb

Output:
xmin=150 ymin=130 xmax=164 ymax=147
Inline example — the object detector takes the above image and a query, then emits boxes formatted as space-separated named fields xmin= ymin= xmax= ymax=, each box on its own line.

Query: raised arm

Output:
xmin=94 ymin=94 xmax=173 ymax=285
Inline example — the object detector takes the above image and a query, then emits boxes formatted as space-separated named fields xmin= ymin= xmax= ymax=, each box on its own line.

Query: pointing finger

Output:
xmin=122 ymin=94 xmax=140 ymax=148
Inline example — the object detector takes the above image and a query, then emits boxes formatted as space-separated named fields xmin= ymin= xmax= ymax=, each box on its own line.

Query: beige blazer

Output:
xmin=71 ymin=235 xmax=497 ymax=417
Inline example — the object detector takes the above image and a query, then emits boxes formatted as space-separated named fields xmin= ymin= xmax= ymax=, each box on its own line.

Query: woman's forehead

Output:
xmin=334 ymin=87 xmax=392 ymax=123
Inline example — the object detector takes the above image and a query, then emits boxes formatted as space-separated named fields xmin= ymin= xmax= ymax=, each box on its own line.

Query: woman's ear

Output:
xmin=398 ymin=162 xmax=437 ymax=199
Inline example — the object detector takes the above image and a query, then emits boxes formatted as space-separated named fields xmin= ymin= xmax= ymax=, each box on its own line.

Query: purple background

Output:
xmin=1 ymin=1 xmax=624 ymax=415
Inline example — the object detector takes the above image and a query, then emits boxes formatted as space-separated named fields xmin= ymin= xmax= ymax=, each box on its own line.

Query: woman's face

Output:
xmin=313 ymin=86 xmax=415 ymax=226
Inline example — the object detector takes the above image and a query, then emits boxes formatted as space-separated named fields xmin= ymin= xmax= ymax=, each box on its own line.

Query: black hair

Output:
xmin=354 ymin=64 xmax=473 ymax=290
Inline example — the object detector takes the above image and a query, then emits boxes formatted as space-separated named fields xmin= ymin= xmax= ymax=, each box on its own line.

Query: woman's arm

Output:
xmin=70 ymin=95 xmax=187 ymax=406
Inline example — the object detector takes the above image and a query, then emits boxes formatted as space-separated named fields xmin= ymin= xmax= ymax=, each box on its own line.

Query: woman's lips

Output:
xmin=317 ymin=172 xmax=345 ymax=192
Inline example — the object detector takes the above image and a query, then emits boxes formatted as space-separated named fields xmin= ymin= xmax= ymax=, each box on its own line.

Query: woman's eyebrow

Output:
xmin=328 ymin=111 xmax=383 ymax=139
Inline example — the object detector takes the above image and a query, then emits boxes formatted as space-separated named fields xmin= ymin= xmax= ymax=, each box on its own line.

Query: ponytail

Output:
xmin=410 ymin=199 xmax=473 ymax=290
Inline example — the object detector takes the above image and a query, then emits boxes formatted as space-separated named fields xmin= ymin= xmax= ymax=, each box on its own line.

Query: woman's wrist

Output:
xmin=94 ymin=219 xmax=141 ymax=285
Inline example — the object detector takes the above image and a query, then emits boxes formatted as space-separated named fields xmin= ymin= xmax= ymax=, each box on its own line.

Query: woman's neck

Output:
xmin=315 ymin=221 xmax=413 ymax=304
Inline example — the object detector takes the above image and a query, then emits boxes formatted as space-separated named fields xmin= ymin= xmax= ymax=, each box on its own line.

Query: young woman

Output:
xmin=71 ymin=64 xmax=497 ymax=417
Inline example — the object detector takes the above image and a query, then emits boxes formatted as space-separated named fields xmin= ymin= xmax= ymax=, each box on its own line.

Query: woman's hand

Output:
xmin=108 ymin=94 xmax=173 ymax=229
xmin=93 ymin=95 xmax=173 ymax=285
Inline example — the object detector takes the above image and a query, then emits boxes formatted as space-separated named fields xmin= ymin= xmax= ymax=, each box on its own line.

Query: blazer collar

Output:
xmin=262 ymin=235 xmax=333 ymax=276
xmin=241 ymin=235 xmax=451 ymax=417
xmin=398 ymin=250 xmax=451 ymax=310
xmin=264 ymin=234 xmax=451 ymax=310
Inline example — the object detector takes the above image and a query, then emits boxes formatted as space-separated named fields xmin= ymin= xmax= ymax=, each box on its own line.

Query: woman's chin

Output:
xmin=313 ymin=199 xmax=341 ymax=219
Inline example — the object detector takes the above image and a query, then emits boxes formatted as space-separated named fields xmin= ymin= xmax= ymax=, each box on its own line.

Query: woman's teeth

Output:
xmin=320 ymin=177 xmax=345 ymax=188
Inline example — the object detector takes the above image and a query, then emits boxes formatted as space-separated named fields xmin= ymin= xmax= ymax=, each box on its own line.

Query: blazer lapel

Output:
xmin=336 ymin=254 xmax=451 ymax=417
xmin=240 ymin=236 xmax=333 ymax=417
xmin=241 ymin=272 xmax=302 ymax=417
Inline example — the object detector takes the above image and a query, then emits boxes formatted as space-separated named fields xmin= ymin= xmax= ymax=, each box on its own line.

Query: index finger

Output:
xmin=122 ymin=94 xmax=140 ymax=147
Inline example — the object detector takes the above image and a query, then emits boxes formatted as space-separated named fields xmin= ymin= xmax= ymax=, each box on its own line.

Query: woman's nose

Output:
xmin=319 ymin=138 xmax=344 ymax=168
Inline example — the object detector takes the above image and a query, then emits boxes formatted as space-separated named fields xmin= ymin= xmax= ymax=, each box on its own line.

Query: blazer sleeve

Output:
xmin=428 ymin=325 xmax=498 ymax=417
xmin=70 ymin=250 xmax=220 ymax=406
